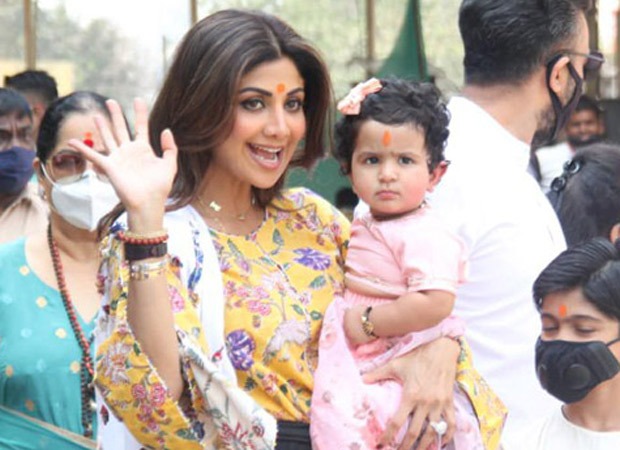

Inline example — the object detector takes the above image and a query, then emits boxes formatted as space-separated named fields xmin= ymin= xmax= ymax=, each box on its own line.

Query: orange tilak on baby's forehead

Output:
xmin=558 ymin=304 xmax=568 ymax=318
xmin=382 ymin=130 xmax=392 ymax=147
xmin=276 ymin=83 xmax=286 ymax=93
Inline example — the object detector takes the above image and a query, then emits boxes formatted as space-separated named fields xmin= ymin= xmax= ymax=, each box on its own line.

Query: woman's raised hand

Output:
xmin=68 ymin=98 xmax=178 ymax=232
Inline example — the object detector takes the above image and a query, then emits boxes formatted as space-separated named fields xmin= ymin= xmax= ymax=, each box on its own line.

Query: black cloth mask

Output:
xmin=0 ymin=146 xmax=35 ymax=194
xmin=567 ymin=133 xmax=604 ymax=149
xmin=535 ymin=337 xmax=620 ymax=404
xmin=545 ymin=57 xmax=584 ymax=144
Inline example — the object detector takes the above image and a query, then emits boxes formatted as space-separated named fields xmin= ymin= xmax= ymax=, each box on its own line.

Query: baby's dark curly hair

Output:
xmin=334 ymin=78 xmax=450 ymax=174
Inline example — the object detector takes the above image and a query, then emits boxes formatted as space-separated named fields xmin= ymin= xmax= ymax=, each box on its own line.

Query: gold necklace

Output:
xmin=197 ymin=195 xmax=257 ymax=232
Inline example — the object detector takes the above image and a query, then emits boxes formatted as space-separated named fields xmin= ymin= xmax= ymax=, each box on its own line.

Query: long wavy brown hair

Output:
xmin=150 ymin=9 xmax=333 ymax=210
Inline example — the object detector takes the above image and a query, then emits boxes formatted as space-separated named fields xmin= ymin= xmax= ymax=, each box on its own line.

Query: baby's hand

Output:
xmin=344 ymin=305 xmax=375 ymax=346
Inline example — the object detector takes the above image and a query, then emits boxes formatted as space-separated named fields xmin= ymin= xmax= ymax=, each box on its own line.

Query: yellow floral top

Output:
xmin=214 ymin=188 xmax=349 ymax=421
xmin=94 ymin=188 xmax=506 ymax=449
xmin=94 ymin=188 xmax=348 ymax=449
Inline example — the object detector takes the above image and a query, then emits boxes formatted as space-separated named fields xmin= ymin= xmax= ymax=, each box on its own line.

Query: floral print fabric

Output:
xmin=214 ymin=189 xmax=349 ymax=421
xmin=94 ymin=189 xmax=349 ymax=448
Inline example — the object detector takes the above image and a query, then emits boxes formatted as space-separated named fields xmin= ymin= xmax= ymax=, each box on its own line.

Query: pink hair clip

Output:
xmin=337 ymin=78 xmax=383 ymax=115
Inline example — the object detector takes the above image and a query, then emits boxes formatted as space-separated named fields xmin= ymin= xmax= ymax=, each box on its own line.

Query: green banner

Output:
xmin=377 ymin=0 xmax=428 ymax=80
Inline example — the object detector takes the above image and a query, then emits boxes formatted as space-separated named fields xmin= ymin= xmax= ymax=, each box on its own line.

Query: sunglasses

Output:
xmin=548 ymin=50 xmax=605 ymax=80
xmin=550 ymin=158 xmax=584 ymax=193
xmin=45 ymin=150 xmax=108 ymax=184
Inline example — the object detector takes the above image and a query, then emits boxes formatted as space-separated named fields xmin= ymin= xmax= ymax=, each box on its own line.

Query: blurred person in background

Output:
xmin=0 ymin=88 xmax=47 ymax=244
xmin=5 ymin=70 xmax=59 ymax=139
xmin=535 ymin=95 xmax=606 ymax=192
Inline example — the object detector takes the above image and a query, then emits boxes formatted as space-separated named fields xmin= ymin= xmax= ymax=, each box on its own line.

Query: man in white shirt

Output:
xmin=427 ymin=0 xmax=602 ymax=442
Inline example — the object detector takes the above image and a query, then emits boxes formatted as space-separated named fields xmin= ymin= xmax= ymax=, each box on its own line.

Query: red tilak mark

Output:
xmin=559 ymin=304 xmax=568 ymax=318
xmin=83 ymin=132 xmax=94 ymax=148
xmin=276 ymin=83 xmax=286 ymax=93
xmin=382 ymin=130 xmax=392 ymax=147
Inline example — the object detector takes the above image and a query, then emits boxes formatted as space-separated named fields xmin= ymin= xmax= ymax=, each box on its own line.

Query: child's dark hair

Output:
xmin=547 ymin=143 xmax=620 ymax=247
xmin=333 ymin=78 xmax=450 ymax=174
xmin=533 ymin=237 xmax=620 ymax=323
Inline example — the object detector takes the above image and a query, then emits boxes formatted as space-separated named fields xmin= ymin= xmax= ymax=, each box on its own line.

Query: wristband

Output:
xmin=124 ymin=242 xmax=168 ymax=261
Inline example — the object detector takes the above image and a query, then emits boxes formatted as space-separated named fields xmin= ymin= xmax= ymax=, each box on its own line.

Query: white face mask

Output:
xmin=48 ymin=170 xmax=119 ymax=231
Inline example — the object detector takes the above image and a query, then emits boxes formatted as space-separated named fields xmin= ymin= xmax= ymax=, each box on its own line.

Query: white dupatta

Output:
xmin=95 ymin=206 xmax=277 ymax=449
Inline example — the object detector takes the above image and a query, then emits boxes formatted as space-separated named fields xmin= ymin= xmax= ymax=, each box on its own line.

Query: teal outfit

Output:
xmin=0 ymin=238 xmax=96 ymax=448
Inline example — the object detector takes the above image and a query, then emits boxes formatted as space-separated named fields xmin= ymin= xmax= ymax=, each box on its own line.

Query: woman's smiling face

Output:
xmin=209 ymin=57 xmax=306 ymax=190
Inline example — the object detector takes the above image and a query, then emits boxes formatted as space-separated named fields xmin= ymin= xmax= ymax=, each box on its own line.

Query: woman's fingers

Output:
xmin=94 ymin=114 xmax=119 ymax=154
xmin=379 ymin=404 xmax=411 ymax=448
xmin=441 ymin=400 xmax=456 ymax=446
xmin=415 ymin=398 xmax=454 ymax=449
xmin=361 ymin=363 xmax=395 ymax=385
xmin=133 ymin=98 xmax=150 ymax=142
xmin=160 ymin=129 xmax=177 ymax=158
xmin=394 ymin=388 xmax=429 ymax=450
xmin=160 ymin=129 xmax=179 ymax=178
xmin=106 ymin=99 xmax=131 ymax=144
xmin=67 ymin=138 xmax=111 ymax=173
xmin=417 ymin=412 xmax=443 ymax=450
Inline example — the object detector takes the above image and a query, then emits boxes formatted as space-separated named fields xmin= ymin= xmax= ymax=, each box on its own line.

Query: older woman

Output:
xmin=0 ymin=91 xmax=120 ymax=448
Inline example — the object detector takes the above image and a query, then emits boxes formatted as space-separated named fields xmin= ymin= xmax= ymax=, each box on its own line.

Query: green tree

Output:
xmin=0 ymin=2 xmax=151 ymax=111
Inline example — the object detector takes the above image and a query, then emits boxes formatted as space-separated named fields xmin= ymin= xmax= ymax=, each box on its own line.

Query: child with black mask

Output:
xmin=505 ymin=238 xmax=620 ymax=449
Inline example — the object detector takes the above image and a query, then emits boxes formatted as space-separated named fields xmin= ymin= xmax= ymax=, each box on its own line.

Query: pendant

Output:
xmin=209 ymin=201 xmax=222 ymax=212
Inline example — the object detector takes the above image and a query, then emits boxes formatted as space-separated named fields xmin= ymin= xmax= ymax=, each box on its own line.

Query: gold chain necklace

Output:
xmin=197 ymin=195 xmax=256 ymax=232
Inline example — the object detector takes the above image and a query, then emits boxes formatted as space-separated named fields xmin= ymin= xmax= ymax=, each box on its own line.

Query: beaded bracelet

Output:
xmin=117 ymin=229 xmax=168 ymax=245
xmin=124 ymin=242 xmax=168 ymax=261
xmin=129 ymin=258 xmax=168 ymax=281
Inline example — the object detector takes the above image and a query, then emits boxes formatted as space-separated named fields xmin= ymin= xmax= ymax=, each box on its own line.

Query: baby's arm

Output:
xmin=344 ymin=290 xmax=455 ymax=346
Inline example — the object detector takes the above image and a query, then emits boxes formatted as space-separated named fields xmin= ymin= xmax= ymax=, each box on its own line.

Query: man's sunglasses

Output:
xmin=548 ymin=50 xmax=605 ymax=80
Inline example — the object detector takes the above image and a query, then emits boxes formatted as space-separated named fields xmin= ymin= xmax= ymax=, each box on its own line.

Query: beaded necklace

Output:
xmin=46 ymin=223 xmax=95 ymax=438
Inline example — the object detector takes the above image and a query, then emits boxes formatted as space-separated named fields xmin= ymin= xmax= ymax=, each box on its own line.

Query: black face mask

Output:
xmin=567 ymin=133 xmax=604 ymax=149
xmin=535 ymin=337 xmax=620 ymax=404
xmin=542 ymin=57 xmax=584 ymax=145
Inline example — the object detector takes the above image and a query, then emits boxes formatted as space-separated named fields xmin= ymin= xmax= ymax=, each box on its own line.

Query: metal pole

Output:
xmin=23 ymin=0 xmax=36 ymax=69
xmin=616 ymin=6 xmax=620 ymax=99
xmin=190 ymin=0 xmax=198 ymax=26
xmin=586 ymin=0 xmax=600 ymax=96
xmin=366 ymin=0 xmax=375 ymax=77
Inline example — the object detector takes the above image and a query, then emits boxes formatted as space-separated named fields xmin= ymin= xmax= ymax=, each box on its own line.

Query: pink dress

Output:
xmin=311 ymin=206 xmax=483 ymax=450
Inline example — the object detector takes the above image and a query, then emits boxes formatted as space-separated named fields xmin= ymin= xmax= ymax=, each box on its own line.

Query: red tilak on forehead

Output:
xmin=276 ymin=83 xmax=286 ymax=93
xmin=382 ymin=130 xmax=392 ymax=147
xmin=559 ymin=304 xmax=568 ymax=318
xmin=83 ymin=132 xmax=94 ymax=148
